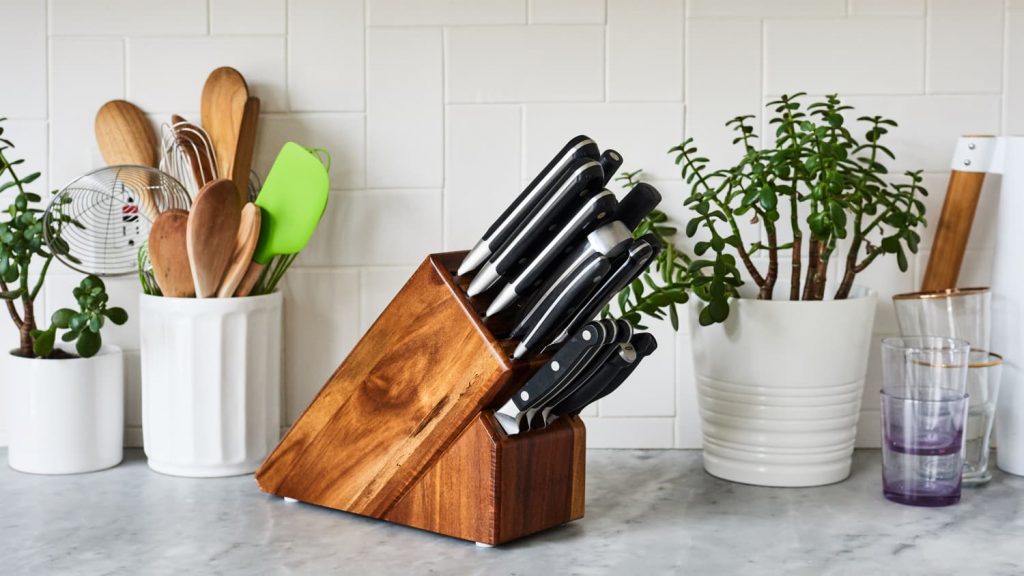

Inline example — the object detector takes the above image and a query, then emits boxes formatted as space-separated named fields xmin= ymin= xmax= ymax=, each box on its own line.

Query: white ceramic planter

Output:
xmin=6 ymin=346 xmax=124 ymax=474
xmin=689 ymin=287 xmax=876 ymax=487
xmin=996 ymin=378 xmax=1024 ymax=476
xmin=140 ymin=293 xmax=282 ymax=477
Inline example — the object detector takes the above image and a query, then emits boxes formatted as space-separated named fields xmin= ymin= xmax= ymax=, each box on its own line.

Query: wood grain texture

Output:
xmin=201 ymin=66 xmax=248 ymax=182
xmin=256 ymin=252 xmax=585 ymax=545
xmin=231 ymin=96 xmax=260 ymax=205
xmin=384 ymin=412 xmax=585 ymax=545
xmin=148 ymin=209 xmax=194 ymax=298
xmin=95 ymin=100 xmax=157 ymax=167
xmin=921 ymin=170 xmax=987 ymax=291
xmin=217 ymin=202 xmax=261 ymax=297
xmin=186 ymin=179 xmax=242 ymax=297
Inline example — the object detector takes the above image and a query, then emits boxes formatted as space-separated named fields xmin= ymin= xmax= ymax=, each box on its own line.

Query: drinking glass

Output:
xmin=963 ymin=351 xmax=1003 ymax=485
xmin=881 ymin=336 xmax=971 ymax=394
xmin=881 ymin=386 xmax=969 ymax=507
xmin=892 ymin=287 xmax=991 ymax=351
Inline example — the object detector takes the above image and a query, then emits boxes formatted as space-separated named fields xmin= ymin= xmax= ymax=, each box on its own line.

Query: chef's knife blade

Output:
xmin=457 ymin=135 xmax=599 ymax=276
xmin=599 ymin=149 xmax=623 ymax=185
xmin=467 ymin=159 xmax=605 ymax=296
xmin=494 ymin=320 xmax=614 ymax=434
xmin=486 ymin=190 xmax=618 ymax=316
xmin=510 ymin=252 xmax=611 ymax=359
xmin=550 ymin=233 xmax=662 ymax=345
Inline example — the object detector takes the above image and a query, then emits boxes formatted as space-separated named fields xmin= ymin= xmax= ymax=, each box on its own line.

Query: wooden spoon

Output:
xmin=216 ymin=203 xmax=261 ymax=297
xmin=95 ymin=100 xmax=158 ymax=167
xmin=148 ymin=209 xmax=194 ymax=298
xmin=231 ymin=96 xmax=261 ymax=205
xmin=96 ymin=100 xmax=159 ymax=220
xmin=201 ymin=67 xmax=248 ymax=189
xmin=187 ymin=179 xmax=242 ymax=298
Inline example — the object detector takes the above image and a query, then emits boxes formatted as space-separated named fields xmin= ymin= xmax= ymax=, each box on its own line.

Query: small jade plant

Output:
xmin=32 ymin=275 xmax=128 ymax=358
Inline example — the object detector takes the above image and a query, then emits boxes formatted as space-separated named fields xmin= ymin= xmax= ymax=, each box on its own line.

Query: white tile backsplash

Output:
xmin=366 ymin=28 xmax=443 ymax=188
xmin=765 ymin=18 xmax=925 ymax=95
xmin=606 ymin=0 xmax=684 ymax=102
xmin=446 ymin=26 xmax=605 ymax=103
xmin=2 ymin=1 xmax=1019 ymax=449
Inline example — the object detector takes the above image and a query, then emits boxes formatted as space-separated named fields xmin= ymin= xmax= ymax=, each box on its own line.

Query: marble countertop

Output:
xmin=2 ymin=449 xmax=1022 ymax=575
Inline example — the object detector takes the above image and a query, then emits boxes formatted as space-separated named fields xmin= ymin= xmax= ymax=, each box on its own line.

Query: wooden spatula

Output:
xmin=201 ymin=67 xmax=248 ymax=189
xmin=187 ymin=179 xmax=242 ymax=298
xmin=148 ymin=209 xmax=194 ymax=298
xmin=217 ymin=203 xmax=261 ymax=298
xmin=95 ymin=100 xmax=158 ymax=167
xmin=231 ymin=96 xmax=261 ymax=205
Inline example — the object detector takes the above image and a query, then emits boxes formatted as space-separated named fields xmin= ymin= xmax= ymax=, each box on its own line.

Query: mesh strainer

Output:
xmin=43 ymin=165 xmax=192 ymax=276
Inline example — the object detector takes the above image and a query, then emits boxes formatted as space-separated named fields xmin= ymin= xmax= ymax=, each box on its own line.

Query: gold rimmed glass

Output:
xmin=892 ymin=287 xmax=991 ymax=352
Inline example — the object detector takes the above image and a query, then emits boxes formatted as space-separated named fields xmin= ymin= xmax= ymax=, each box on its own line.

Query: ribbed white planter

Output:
xmin=140 ymin=293 xmax=282 ymax=477
xmin=689 ymin=287 xmax=876 ymax=487
xmin=6 ymin=346 xmax=124 ymax=475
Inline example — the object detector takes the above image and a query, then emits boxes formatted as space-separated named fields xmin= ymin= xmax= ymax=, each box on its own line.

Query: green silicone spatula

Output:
xmin=235 ymin=142 xmax=329 ymax=296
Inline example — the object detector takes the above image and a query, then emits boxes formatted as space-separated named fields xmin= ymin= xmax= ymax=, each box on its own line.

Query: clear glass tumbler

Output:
xmin=963 ymin=351 xmax=1003 ymax=486
xmin=892 ymin=287 xmax=991 ymax=351
xmin=881 ymin=336 xmax=971 ymax=394
xmin=881 ymin=386 xmax=969 ymax=507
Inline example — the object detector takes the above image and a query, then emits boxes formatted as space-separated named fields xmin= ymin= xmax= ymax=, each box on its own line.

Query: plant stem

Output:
xmin=0 ymin=279 xmax=23 ymax=328
xmin=802 ymin=238 xmax=820 ymax=300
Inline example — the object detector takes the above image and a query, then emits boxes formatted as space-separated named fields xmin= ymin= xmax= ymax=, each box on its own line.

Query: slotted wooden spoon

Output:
xmin=148 ymin=209 xmax=194 ymax=298
xmin=187 ymin=179 xmax=242 ymax=298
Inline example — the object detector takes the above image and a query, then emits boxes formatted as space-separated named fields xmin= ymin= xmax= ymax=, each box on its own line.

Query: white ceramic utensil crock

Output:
xmin=140 ymin=292 xmax=281 ymax=477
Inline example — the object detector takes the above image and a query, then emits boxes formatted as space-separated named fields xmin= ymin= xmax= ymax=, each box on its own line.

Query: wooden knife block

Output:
xmin=255 ymin=252 xmax=586 ymax=545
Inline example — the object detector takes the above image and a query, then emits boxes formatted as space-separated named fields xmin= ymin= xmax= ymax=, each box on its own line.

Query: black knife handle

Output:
xmin=511 ymin=320 xmax=606 ymax=412
xmin=616 ymin=183 xmax=662 ymax=232
xmin=483 ymin=135 xmax=599 ymax=250
xmin=509 ymin=191 xmax=618 ymax=296
xmin=590 ymin=333 xmax=659 ymax=404
xmin=512 ymin=253 xmax=611 ymax=357
xmin=492 ymin=160 xmax=605 ymax=276
xmin=550 ymin=342 xmax=637 ymax=417
xmin=599 ymin=149 xmax=623 ymax=186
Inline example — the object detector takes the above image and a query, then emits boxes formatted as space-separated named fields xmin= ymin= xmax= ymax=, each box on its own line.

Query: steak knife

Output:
xmin=547 ymin=332 xmax=658 ymax=423
xmin=486 ymin=190 xmax=618 ymax=316
xmin=494 ymin=320 xmax=614 ymax=435
xmin=510 ymin=252 xmax=612 ymax=359
xmin=457 ymin=135 xmax=600 ymax=276
xmin=529 ymin=319 xmax=634 ymax=429
xmin=467 ymin=159 xmax=605 ymax=296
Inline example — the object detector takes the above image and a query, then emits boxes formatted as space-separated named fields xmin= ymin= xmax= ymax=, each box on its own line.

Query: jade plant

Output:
xmin=611 ymin=94 xmax=928 ymax=327
xmin=0 ymin=118 xmax=127 ymax=358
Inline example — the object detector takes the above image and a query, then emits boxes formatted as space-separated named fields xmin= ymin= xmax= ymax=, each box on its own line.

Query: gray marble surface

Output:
xmin=1 ymin=449 xmax=1022 ymax=575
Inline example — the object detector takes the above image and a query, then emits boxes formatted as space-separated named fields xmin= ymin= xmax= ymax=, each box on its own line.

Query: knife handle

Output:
xmin=511 ymin=253 xmax=611 ymax=358
xmin=550 ymin=342 xmax=638 ymax=418
xmin=599 ymin=149 xmax=623 ymax=186
xmin=589 ymin=333 xmax=658 ymax=405
xmin=616 ymin=183 xmax=662 ymax=232
xmin=511 ymin=321 xmax=606 ymax=412
xmin=491 ymin=160 xmax=605 ymax=277
xmin=483 ymin=135 xmax=599 ymax=249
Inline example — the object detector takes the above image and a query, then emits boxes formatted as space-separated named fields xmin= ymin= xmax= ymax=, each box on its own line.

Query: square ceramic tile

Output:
xmin=50 ymin=0 xmax=207 ymax=35
xmin=0 ymin=2 xmax=46 ymax=119
xmin=607 ymin=0 xmax=684 ymax=102
xmin=927 ymin=0 xmax=1003 ymax=93
xmin=211 ymin=0 xmax=286 ymax=35
xmin=528 ymin=0 xmax=604 ymax=23
xmin=288 ymin=0 xmax=364 ymax=112
xmin=369 ymin=0 xmax=526 ymax=25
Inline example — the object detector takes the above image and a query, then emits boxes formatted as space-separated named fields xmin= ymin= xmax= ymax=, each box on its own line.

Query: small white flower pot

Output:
xmin=689 ymin=287 xmax=876 ymax=487
xmin=140 ymin=292 xmax=282 ymax=477
xmin=5 ymin=345 xmax=124 ymax=475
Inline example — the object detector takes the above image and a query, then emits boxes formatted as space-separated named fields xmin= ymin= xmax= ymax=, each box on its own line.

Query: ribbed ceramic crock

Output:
xmin=689 ymin=287 xmax=876 ymax=487
xmin=140 ymin=292 xmax=282 ymax=477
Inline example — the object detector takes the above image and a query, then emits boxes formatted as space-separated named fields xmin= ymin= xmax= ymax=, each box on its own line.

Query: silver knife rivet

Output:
xmin=551 ymin=361 xmax=560 ymax=371
xmin=582 ymin=329 xmax=592 ymax=341
xmin=520 ymin=391 xmax=530 ymax=401
xmin=596 ymin=211 xmax=606 ymax=219
xmin=968 ymin=142 xmax=976 ymax=150
xmin=964 ymin=159 xmax=972 ymax=166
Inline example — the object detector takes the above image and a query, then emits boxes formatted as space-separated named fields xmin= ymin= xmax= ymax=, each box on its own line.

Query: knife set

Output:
xmin=256 ymin=136 xmax=661 ymax=546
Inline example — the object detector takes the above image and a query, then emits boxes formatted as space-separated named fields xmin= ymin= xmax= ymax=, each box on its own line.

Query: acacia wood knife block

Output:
xmin=255 ymin=252 xmax=586 ymax=545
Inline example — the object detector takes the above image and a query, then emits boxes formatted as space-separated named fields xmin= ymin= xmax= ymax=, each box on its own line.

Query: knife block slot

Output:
xmin=255 ymin=252 xmax=586 ymax=545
